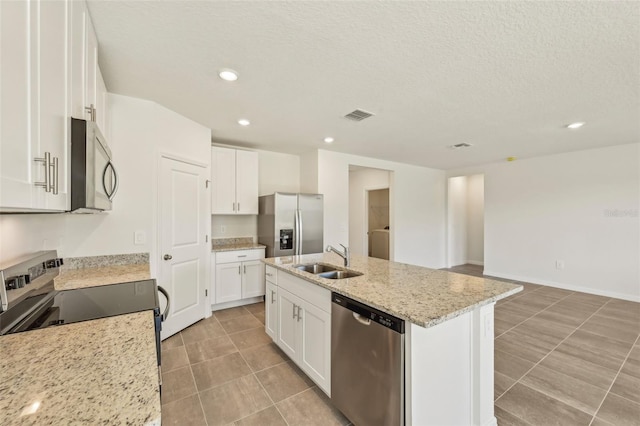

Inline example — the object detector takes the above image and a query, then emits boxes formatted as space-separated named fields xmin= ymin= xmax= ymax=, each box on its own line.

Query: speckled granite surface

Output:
xmin=0 ymin=311 xmax=161 ymax=425
xmin=54 ymin=264 xmax=151 ymax=291
xmin=63 ymin=253 xmax=149 ymax=270
xmin=263 ymin=253 xmax=522 ymax=328
xmin=212 ymin=237 xmax=266 ymax=252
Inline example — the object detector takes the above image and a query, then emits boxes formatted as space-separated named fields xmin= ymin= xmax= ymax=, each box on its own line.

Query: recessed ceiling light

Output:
xmin=566 ymin=122 xmax=585 ymax=129
xmin=219 ymin=69 xmax=238 ymax=81
xmin=324 ymin=137 xmax=334 ymax=143
xmin=238 ymin=119 xmax=250 ymax=126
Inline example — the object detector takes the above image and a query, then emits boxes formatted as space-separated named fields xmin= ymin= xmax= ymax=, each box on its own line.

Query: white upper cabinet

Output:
xmin=0 ymin=0 xmax=70 ymax=212
xmin=1 ymin=0 xmax=107 ymax=212
xmin=211 ymin=147 xmax=258 ymax=215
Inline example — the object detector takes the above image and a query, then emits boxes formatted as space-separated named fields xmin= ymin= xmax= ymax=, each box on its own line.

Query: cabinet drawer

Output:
xmin=278 ymin=271 xmax=331 ymax=313
xmin=216 ymin=249 xmax=264 ymax=264
xmin=265 ymin=265 xmax=277 ymax=284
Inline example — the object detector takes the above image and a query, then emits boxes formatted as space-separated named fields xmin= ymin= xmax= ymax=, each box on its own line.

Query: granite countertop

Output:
xmin=263 ymin=253 xmax=522 ymax=328
xmin=213 ymin=243 xmax=266 ymax=252
xmin=0 ymin=311 xmax=161 ymax=425
xmin=54 ymin=263 xmax=150 ymax=291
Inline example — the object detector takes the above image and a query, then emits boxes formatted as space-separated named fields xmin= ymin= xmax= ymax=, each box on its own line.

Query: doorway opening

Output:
xmin=348 ymin=166 xmax=391 ymax=260
xmin=446 ymin=174 xmax=485 ymax=269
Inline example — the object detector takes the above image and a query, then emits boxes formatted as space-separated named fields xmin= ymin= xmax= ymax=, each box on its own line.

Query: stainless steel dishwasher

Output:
xmin=331 ymin=292 xmax=405 ymax=426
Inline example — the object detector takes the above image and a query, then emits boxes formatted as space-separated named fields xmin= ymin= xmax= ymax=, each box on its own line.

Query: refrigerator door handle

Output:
xmin=298 ymin=209 xmax=303 ymax=255
xmin=294 ymin=209 xmax=299 ymax=255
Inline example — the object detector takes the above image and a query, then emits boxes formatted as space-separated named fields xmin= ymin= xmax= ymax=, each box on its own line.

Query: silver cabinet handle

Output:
xmin=238 ymin=265 xmax=241 ymax=274
xmin=163 ymin=254 xmax=172 ymax=260
xmin=297 ymin=306 xmax=302 ymax=322
xmin=243 ymin=265 xmax=246 ymax=274
xmin=292 ymin=304 xmax=296 ymax=319
xmin=238 ymin=255 xmax=247 ymax=258
xmin=52 ymin=156 xmax=59 ymax=195
xmin=85 ymin=104 xmax=96 ymax=122
xmin=271 ymin=290 xmax=275 ymax=304
xmin=266 ymin=272 xmax=273 ymax=277
xmin=238 ymin=202 xmax=240 ymax=212
xmin=34 ymin=152 xmax=51 ymax=192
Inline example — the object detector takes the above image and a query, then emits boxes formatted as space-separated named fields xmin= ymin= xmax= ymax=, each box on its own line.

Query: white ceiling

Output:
xmin=87 ymin=1 xmax=639 ymax=170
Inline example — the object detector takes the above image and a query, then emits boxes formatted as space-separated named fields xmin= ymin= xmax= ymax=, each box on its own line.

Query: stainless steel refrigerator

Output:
xmin=258 ymin=193 xmax=323 ymax=257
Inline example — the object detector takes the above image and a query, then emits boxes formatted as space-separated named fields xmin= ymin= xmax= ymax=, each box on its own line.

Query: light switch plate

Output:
xmin=134 ymin=231 xmax=146 ymax=245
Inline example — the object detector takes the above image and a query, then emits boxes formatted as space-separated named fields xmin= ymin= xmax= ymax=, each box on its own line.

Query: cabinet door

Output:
xmin=211 ymin=147 xmax=236 ymax=214
xmin=235 ymin=150 xmax=258 ymax=214
xmin=215 ymin=262 xmax=242 ymax=303
xmin=241 ymin=260 xmax=265 ymax=299
xmin=38 ymin=0 xmax=70 ymax=211
xmin=277 ymin=288 xmax=301 ymax=361
xmin=0 ymin=0 xmax=36 ymax=209
xmin=265 ymin=282 xmax=278 ymax=340
xmin=85 ymin=13 xmax=98 ymax=120
xmin=95 ymin=67 xmax=109 ymax=140
xmin=299 ymin=302 xmax=332 ymax=396
xmin=69 ymin=0 xmax=87 ymax=119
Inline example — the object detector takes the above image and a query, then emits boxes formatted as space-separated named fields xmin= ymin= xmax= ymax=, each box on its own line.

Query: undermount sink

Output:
xmin=294 ymin=263 xmax=338 ymax=274
xmin=318 ymin=270 xmax=363 ymax=280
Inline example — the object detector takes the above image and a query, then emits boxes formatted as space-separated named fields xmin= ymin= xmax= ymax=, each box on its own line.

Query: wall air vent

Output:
xmin=343 ymin=109 xmax=374 ymax=121
xmin=450 ymin=143 xmax=473 ymax=149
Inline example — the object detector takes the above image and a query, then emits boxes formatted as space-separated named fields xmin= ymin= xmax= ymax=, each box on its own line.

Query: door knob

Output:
xmin=163 ymin=254 xmax=172 ymax=261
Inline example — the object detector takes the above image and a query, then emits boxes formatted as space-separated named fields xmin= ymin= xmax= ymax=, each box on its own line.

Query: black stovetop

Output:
xmin=0 ymin=280 xmax=159 ymax=335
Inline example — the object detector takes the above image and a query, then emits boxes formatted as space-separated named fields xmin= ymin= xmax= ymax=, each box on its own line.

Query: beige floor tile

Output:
xmin=495 ymin=383 xmax=592 ymax=425
xmin=596 ymin=392 xmax=640 ymax=426
xmin=511 ymin=292 xmax=563 ymax=309
xmin=580 ymin=314 xmax=640 ymax=344
xmin=199 ymin=375 xmax=272 ymax=426
xmin=235 ymin=406 xmax=287 ymax=426
xmin=533 ymin=286 xmax=574 ymax=299
xmin=590 ymin=418 xmax=616 ymax=426
xmin=161 ymin=394 xmax=207 ymax=426
xmin=495 ymin=306 xmax=531 ymax=325
xmin=520 ymin=364 xmax=607 ymax=415
xmin=538 ymin=350 xmax=618 ymax=390
xmin=229 ymin=327 xmax=272 ymax=351
xmin=214 ymin=306 xmax=252 ymax=322
xmin=252 ymin=311 xmax=265 ymax=325
xmin=495 ymin=371 xmax=516 ymax=400
xmin=494 ymin=349 xmax=536 ymax=381
xmin=597 ymin=304 xmax=640 ymax=326
xmin=255 ymin=361 xmax=314 ymax=403
xmin=161 ymin=366 xmax=197 ymax=405
xmin=495 ymin=329 xmax=556 ymax=364
xmin=493 ymin=406 xmax=532 ymax=426
xmin=162 ymin=345 xmax=190 ymax=373
xmin=277 ymin=387 xmax=349 ymax=426
xmin=219 ymin=314 xmax=263 ymax=334
xmin=241 ymin=342 xmax=288 ymax=372
xmin=610 ymin=372 xmax=640 ymax=403
xmin=185 ymin=335 xmax=238 ymax=364
xmin=621 ymin=346 xmax=640 ymax=379
xmin=191 ymin=352 xmax=252 ymax=391
xmin=511 ymin=317 xmax=573 ymax=346
xmin=495 ymin=318 xmax=517 ymax=337
xmin=546 ymin=300 xmax=597 ymax=319
xmin=182 ymin=318 xmax=227 ymax=345
xmin=244 ymin=302 xmax=265 ymax=315
xmin=563 ymin=292 xmax=610 ymax=308
xmin=535 ymin=308 xmax=589 ymax=328
xmin=555 ymin=329 xmax=632 ymax=371
xmin=162 ymin=333 xmax=184 ymax=349
xmin=498 ymin=299 xmax=541 ymax=317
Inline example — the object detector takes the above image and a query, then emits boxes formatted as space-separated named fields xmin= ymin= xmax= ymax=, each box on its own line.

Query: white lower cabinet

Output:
xmin=212 ymin=249 xmax=265 ymax=305
xmin=268 ymin=269 xmax=331 ymax=396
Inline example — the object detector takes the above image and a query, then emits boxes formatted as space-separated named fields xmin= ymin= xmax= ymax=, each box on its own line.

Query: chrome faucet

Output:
xmin=326 ymin=244 xmax=350 ymax=267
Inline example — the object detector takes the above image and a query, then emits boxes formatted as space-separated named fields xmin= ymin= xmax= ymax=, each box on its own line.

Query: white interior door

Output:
xmin=159 ymin=157 xmax=208 ymax=339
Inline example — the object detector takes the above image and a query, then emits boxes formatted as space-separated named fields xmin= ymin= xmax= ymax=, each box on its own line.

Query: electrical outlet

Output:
xmin=134 ymin=231 xmax=146 ymax=245
xmin=555 ymin=260 xmax=565 ymax=270
xmin=220 ymin=225 xmax=226 ymax=234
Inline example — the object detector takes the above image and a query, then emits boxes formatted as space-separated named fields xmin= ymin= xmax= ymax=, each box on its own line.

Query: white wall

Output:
xmin=348 ymin=168 xmax=390 ymax=256
xmin=316 ymin=149 xmax=446 ymax=268
xmin=449 ymin=143 xmax=640 ymax=301
xmin=0 ymin=94 xmax=211 ymax=271
xmin=447 ymin=176 xmax=467 ymax=267
xmin=211 ymin=215 xmax=257 ymax=240
xmin=299 ymin=150 xmax=318 ymax=194
xmin=466 ymin=174 xmax=484 ymax=264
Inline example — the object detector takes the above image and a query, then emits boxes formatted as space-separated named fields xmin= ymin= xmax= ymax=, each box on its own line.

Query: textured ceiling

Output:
xmin=87 ymin=1 xmax=639 ymax=170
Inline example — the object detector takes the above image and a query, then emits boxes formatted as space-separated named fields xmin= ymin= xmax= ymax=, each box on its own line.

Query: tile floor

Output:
xmin=162 ymin=266 xmax=640 ymax=425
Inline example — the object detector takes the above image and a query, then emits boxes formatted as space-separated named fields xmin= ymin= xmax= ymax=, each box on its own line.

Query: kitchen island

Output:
xmin=263 ymin=253 xmax=521 ymax=426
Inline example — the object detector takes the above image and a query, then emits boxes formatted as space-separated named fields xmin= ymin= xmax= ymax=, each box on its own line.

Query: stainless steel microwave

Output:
xmin=70 ymin=118 xmax=118 ymax=213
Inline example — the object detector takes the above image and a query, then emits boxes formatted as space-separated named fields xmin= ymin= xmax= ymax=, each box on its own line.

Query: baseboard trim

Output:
xmin=482 ymin=416 xmax=498 ymax=426
xmin=467 ymin=260 xmax=485 ymax=266
xmin=483 ymin=270 xmax=640 ymax=302
xmin=211 ymin=296 xmax=264 ymax=312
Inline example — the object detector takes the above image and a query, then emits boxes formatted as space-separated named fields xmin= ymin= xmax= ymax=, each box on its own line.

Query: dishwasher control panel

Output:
xmin=332 ymin=292 xmax=404 ymax=333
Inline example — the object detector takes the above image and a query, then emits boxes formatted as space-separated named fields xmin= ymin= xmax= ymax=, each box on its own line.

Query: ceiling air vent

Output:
xmin=450 ymin=143 xmax=473 ymax=149
xmin=343 ymin=109 xmax=374 ymax=121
